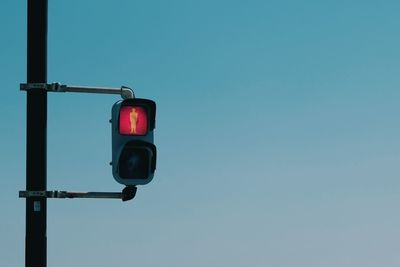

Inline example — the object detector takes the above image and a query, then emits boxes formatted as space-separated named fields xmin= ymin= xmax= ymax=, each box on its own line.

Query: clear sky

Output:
xmin=1 ymin=0 xmax=400 ymax=266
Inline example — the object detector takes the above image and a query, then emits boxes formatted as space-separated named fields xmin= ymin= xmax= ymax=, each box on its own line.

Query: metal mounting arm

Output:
xmin=20 ymin=82 xmax=135 ymax=99
xmin=19 ymin=186 xmax=137 ymax=202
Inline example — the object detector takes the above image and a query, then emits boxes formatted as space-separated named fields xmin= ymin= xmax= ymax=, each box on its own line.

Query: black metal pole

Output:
xmin=26 ymin=0 xmax=48 ymax=266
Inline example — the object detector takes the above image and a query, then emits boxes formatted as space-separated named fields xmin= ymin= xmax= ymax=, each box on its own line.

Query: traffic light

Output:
xmin=111 ymin=98 xmax=156 ymax=185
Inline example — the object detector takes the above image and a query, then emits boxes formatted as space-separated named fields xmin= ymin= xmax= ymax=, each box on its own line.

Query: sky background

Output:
xmin=1 ymin=0 xmax=400 ymax=266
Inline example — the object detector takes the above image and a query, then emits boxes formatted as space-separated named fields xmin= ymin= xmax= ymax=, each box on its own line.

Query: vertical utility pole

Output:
xmin=26 ymin=0 xmax=48 ymax=266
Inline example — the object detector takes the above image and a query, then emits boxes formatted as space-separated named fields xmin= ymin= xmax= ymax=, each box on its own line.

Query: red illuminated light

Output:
xmin=119 ymin=106 xmax=148 ymax=135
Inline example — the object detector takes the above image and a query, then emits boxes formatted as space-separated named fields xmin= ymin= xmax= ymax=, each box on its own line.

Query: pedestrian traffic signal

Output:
xmin=111 ymin=98 xmax=156 ymax=185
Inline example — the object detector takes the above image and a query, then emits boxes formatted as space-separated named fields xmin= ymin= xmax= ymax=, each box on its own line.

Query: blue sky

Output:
xmin=2 ymin=0 xmax=400 ymax=266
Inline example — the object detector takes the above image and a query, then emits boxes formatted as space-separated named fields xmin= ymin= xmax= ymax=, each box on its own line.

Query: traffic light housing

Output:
xmin=111 ymin=98 xmax=156 ymax=185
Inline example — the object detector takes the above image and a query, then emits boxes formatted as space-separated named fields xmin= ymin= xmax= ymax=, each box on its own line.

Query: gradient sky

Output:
xmin=2 ymin=0 xmax=400 ymax=266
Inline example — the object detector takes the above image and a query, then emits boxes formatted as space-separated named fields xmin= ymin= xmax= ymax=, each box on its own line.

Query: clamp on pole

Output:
xmin=19 ymin=186 xmax=137 ymax=202
xmin=20 ymin=82 xmax=135 ymax=99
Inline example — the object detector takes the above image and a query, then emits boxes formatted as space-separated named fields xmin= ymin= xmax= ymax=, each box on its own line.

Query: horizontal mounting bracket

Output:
xmin=20 ymin=82 xmax=135 ymax=99
xmin=19 ymin=186 xmax=137 ymax=202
